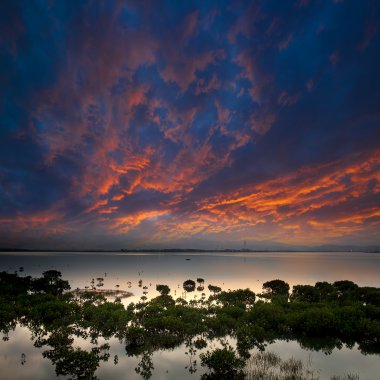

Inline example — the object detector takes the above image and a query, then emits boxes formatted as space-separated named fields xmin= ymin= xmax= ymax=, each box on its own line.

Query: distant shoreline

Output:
xmin=0 ymin=248 xmax=379 ymax=253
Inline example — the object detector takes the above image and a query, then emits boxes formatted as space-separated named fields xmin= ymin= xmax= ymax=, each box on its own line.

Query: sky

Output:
xmin=1 ymin=0 xmax=380 ymax=250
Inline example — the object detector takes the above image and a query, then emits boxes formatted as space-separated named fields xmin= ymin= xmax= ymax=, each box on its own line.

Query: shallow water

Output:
xmin=1 ymin=251 xmax=380 ymax=301
xmin=1 ymin=251 xmax=380 ymax=379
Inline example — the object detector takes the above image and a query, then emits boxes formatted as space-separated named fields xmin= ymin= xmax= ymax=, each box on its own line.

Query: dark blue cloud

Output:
xmin=1 ymin=0 xmax=379 ymax=248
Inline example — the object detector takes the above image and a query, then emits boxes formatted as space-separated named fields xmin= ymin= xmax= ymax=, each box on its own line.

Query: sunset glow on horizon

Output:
xmin=1 ymin=1 xmax=380 ymax=250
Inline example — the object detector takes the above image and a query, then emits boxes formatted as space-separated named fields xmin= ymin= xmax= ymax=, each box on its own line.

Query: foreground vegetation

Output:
xmin=1 ymin=271 xmax=380 ymax=379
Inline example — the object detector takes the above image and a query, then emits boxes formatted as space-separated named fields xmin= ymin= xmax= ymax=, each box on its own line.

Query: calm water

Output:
xmin=0 ymin=251 xmax=380 ymax=379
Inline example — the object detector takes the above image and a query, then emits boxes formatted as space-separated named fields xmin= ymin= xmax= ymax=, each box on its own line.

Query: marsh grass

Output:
xmin=331 ymin=375 xmax=361 ymax=380
xmin=245 ymin=351 xmax=320 ymax=380
xmin=244 ymin=353 xmax=367 ymax=380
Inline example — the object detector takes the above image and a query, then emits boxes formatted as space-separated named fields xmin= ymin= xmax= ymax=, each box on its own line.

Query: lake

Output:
xmin=0 ymin=251 xmax=380 ymax=379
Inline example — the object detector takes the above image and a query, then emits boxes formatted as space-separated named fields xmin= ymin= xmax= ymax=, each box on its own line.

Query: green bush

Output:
xmin=200 ymin=345 xmax=245 ymax=378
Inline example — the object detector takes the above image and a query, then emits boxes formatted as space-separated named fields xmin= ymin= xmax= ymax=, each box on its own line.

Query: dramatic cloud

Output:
xmin=0 ymin=0 xmax=380 ymax=249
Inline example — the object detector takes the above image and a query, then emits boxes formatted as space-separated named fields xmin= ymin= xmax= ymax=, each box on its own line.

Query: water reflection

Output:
xmin=1 ymin=252 xmax=380 ymax=379
xmin=1 ymin=325 xmax=380 ymax=380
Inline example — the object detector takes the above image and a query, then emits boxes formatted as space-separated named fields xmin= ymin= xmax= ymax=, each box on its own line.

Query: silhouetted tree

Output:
xmin=333 ymin=280 xmax=359 ymax=301
xmin=291 ymin=285 xmax=319 ymax=303
xmin=156 ymin=284 xmax=170 ymax=295
xmin=315 ymin=281 xmax=337 ymax=302
xmin=32 ymin=270 xmax=70 ymax=295
xmin=208 ymin=284 xmax=222 ymax=295
xmin=262 ymin=279 xmax=289 ymax=300
xmin=183 ymin=280 xmax=196 ymax=292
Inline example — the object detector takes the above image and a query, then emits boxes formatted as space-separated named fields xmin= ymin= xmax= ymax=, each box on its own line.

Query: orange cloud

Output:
xmin=0 ymin=209 xmax=70 ymax=243
xmin=152 ymin=149 xmax=380 ymax=244
xmin=111 ymin=210 xmax=169 ymax=233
